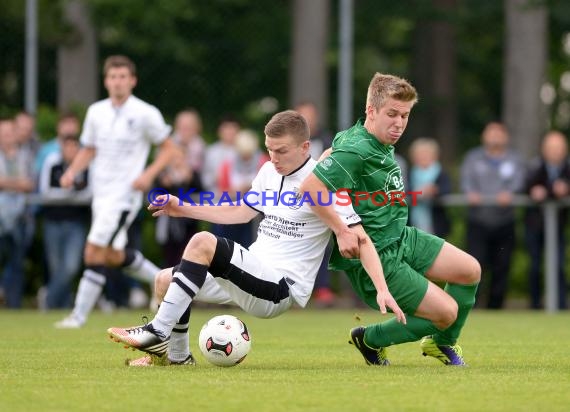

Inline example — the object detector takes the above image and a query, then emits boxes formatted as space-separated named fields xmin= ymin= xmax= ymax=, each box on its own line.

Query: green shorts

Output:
xmin=345 ymin=226 xmax=445 ymax=314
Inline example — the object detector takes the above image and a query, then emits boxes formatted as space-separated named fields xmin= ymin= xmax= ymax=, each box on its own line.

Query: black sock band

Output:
xmin=178 ymin=305 xmax=191 ymax=324
xmin=178 ymin=259 xmax=208 ymax=289
xmin=85 ymin=265 xmax=106 ymax=276
xmin=122 ymin=248 xmax=137 ymax=267
xmin=173 ymin=305 xmax=191 ymax=333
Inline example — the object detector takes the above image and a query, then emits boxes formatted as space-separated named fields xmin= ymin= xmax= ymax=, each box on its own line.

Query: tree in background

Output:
xmin=503 ymin=0 xmax=548 ymax=160
xmin=1 ymin=0 xmax=569 ymax=153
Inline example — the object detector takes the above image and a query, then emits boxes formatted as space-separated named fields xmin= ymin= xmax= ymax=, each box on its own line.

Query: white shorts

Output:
xmin=87 ymin=204 xmax=139 ymax=249
xmin=190 ymin=237 xmax=293 ymax=319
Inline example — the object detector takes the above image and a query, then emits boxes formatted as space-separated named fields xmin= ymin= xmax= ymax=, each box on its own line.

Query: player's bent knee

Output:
xmin=104 ymin=250 xmax=124 ymax=267
xmin=455 ymin=255 xmax=481 ymax=285
xmin=439 ymin=299 xmax=458 ymax=329
xmin=83 ymin=244 xmax=106 ymax=266
xmin=155 ymin=268 xmax=173 ymax=302
xmin=459 ymin=256 xmax=482 ymax=284
xmin=469 ymin=257 xmax=482 ymax=284
xmin=184 ymin=231 xmax=217 ymax=261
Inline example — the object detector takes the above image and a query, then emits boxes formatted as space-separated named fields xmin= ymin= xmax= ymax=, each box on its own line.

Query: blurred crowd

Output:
xmin=1 ymin=105 xmax=569 ymax=311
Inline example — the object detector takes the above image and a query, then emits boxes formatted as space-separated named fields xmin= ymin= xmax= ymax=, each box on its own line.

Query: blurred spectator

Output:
xmin=155 ymin=109 xmax=205 ymax=267
xmin=34 ymin=113 xmax=82 ymax=307
xmin=216 ymin=129 xmax=268 ymax=247
xmin=294 ymin=101 xmax=333 ymax=160
xmin=172 ymin=108 xmax=206 ymax=171
xmin=14 ymin=111 xmax=41 ymax=158
xmin=38 ymin=132 xmax=90 ymax=309
xmin=202 ymin=115 xmax=240 ymax=196
xmin=14 ymin=111 xmax=39 ymax=270
xmin=524 ymin=131 xmax=570 ymax=310
xmin=203 ymin=115 xmax=244 ymax=242
xmin=461 ymin=122 xmax=525 ymax=309
xmin=35 ymin=113 xmax=81 ymax=174
xmin=408 ymin=137 xmax=451 ymax=237
xmin=0 ymin=118 xmax=35 ymax=308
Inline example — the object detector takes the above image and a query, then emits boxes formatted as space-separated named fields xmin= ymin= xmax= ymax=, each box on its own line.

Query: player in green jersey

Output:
xmin=301 ymin=73 xmax=481 ymax=366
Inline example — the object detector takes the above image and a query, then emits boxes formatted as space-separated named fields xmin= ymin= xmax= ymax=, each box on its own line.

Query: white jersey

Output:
xmin=80 ymin=95 xmax=171 ymax=209
xmin=245 ymin=158 xmax=361 ymax=307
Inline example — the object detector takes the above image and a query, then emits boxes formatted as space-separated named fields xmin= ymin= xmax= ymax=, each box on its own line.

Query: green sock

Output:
xmin=364 ymin=316 xmax=440 ymax=348
xmin=433 ymin=283 xmax=479 ymax=346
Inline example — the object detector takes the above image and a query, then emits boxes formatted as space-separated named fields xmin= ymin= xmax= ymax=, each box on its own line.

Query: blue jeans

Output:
xmin=43 ymin=219 xmax=87 ymax=308
xmin=0 ymin=221 xmax=27 ymax=308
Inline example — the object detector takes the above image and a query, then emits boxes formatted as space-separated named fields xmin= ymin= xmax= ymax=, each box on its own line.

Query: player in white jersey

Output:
xmin=55 ymin=55 xmax=177 ymax=328
xmin=107 ymin=110 xmax=405 ymax=366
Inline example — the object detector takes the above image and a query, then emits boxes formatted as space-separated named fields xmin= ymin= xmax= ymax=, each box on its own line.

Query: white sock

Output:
xmin=152 ymin=271 xmax=201 ymax=336
xmin=123 ymin=250 xmax=159 ymax=284
xmin=168 ymin=306 xmax=191 ymax=362
xmin=71 ymin=269 xmax=106 ymax=324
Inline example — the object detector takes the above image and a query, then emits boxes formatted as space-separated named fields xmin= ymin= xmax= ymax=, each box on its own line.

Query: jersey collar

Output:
xmin=286 ymin=155 xmax=312 ymax=177
xmin=356 ymin=117 xmax=394 ymax=152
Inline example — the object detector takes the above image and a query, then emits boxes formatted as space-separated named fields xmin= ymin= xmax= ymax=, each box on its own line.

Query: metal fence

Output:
xmin=23 ymin=192 xmax=568 ymax=312
xmin=438 ymin=194 xmax=568 ymax=313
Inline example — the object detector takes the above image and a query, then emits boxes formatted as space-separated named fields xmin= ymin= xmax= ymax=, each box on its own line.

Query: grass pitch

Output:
xmin=1 ymin=308 xmax=569 ymax=412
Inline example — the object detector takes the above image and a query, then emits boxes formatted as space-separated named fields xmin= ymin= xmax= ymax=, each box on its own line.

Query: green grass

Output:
xmin=1 ymin=309 xmax=569 ymax=412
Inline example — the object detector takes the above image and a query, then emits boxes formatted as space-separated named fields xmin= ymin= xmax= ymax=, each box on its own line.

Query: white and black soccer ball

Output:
xmin=198 ymin=314 xmax=251 ymax=367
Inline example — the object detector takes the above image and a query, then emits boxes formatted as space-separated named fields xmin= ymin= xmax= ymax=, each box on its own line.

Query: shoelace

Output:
xmin=125 ymin=316 xmax=166 ymax=339
xmin=375 ymin=348 xmax=389 ymax=364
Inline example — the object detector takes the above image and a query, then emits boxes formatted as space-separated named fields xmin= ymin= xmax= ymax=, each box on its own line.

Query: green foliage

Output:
xmin=1 ymin=0 xmax=565 ymax=143
xmin=0 ymin=0 xmax=65 ymax=108
xmin=35 ymin=104 xmax=59 ymax=140
xmin=2 ymin=310 xmax=570 ymax=411
xmin=86 ymin=0 xmax=290 ymax=137
xmin=456 ymin=0 xmax=504 ymax=150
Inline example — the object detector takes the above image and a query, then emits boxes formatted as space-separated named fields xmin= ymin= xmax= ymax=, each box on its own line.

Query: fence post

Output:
xmin=543 ymin=202 xmax=558 ymax=313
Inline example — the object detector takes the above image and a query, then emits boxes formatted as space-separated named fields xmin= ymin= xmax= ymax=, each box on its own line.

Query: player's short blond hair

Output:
xmin=103 ymin=55 xmax=136 ymax=76
xmin=264 ymin=110 xmax=310 ymax=144
xmin=366 ymin=73 xmax=418 ymax=110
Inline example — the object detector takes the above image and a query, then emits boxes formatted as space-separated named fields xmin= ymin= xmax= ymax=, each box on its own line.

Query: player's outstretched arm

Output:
xmin=148 ymin=194 xmax=258 ymax=224
xmin=351 ymin=224 xmax=406 ymax=324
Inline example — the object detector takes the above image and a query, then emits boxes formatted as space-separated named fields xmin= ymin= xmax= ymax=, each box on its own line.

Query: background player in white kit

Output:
xmin=107 ymin=110 xmax=405 ymax=366
xmin=56 ymin=55 xmax=177 ymax=328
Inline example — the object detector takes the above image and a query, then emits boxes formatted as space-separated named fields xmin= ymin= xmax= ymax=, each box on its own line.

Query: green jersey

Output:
xmin=313 ymin=118 xmax=408 ymax=270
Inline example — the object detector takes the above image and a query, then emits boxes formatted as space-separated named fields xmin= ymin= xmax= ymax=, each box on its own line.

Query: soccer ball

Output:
xmin=198 ymin=314 xmax=252 ymax=367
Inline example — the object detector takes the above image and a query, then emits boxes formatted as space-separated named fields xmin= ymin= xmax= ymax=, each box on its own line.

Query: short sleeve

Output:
xmin=144 ymin=106 xmax=172 ymax=145
xmin=312 ymin=150 xmax=363 ymax=192
xmin=332 ymin=193 xmax=361 ymax=226
xmin=79 ymin=107 xmax=96 ymax=147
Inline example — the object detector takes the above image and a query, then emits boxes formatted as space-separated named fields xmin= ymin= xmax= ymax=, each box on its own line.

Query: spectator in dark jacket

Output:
xmin=524 ymin=131 xmax=570 ymax=309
